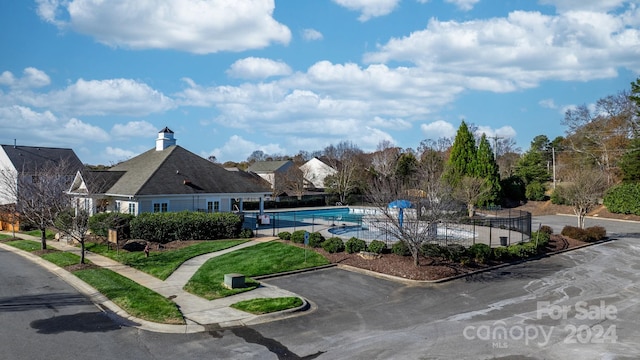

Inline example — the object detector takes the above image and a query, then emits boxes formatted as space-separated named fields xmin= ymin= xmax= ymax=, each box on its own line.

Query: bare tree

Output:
xmin=367 ymin=164 xmax=458 ymax=267
xmin=0 ymin=160 xmax=75 ymax=249
xmin=452 ymin=176 xmax=490 ymax=217
xmin=555 ymin=169 xmax=608 ymax=229
xmin=323 ymin=141 xmax=365 ymax=204
xmin=279 ymin=165 xmax=306 ymax=200
xmin=55 ymin=206 xmax=91 ymax=264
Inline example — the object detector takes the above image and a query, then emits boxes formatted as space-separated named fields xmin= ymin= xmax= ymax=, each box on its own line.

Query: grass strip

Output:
xmin=23 ymin=229 xmax=56 ymax=239
xmin=41 ymin=251 xmax=83 ymax=267
xmin=6 ymin=239 xmax=43 ymax=252
xmin=231 ymin=297 xmax=303 ymax=315
xmin=185 ymin=241 xmax=329 ymax=300
xmin=74 ymin=267 xmax=184 ymax=324
xmin=85 ymin=240 xmax=247 ymax=280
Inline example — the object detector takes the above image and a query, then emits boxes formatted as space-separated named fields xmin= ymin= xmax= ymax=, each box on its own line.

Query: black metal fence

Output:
xmin=242 ymin=207 xmax=532 ymax=248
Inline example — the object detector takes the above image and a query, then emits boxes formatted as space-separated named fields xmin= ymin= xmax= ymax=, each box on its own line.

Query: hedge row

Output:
xmin=130 ymin=211 xmax=243 ymax=243
xmin=277 ymin=231 xmax=388 ymax=254
xmin=88 ymin=212 xmax=135 ymax=238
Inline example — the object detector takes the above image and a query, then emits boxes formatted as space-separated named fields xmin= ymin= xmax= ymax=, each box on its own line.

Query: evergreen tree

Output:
xmin=619 ymin=135 xmax=640 ymax=182
xmin=475 ymin=134 xmax=501 ymax=205
xmin=444 ymin=120 xmax=477 ymax=187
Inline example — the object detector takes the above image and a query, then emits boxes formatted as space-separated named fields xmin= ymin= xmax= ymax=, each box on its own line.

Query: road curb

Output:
xmin=0 ymin=241 xmax=205 ymax=334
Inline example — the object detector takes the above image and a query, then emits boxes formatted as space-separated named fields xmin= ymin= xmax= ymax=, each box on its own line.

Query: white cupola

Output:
xmin=156 ymin=127 xmax=177 ymax=151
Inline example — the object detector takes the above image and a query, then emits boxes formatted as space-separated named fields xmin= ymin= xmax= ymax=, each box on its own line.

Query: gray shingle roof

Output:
xmin=1 ymin=145 xmax=83 ymax=174
xmin=247 ymin=160 xmax=292 ymax=173
xmin=103 ymin=146 xmax=270 ymax=196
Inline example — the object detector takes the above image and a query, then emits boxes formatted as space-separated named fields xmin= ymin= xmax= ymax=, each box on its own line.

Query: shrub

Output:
xmin=550 ymin=188 xmax=566 ymax=205
xmin=345 ymin=237 xmax=367 ymax=254
xmin=445 ymin=244 xmax=468 ymax=263
xmin=468 ymin=243 xmax=492 ymax=263
xmin=89 ymin=212 xmax=135 ymax=238
xmin=564 ymin=225 xmax=606 ymax=242
xmin=239 ymin=228 xmax=254 ymax=238
xmin=322 ymin=237 xmax=345 ymax=253
xmin=603 ymin=183 xmax=640 ymax=215
xmin=391 ymin=241 xmax=410 ymax=256
xmin=367 ymin=240 xmax=386 ymax=254
xmin=421 ymin=243 xmax=444 ymax=258
xmin=493 ymin=246 xmax=510 ymax=261
xmin=539 ymin=225 xmax=553 ymax=235
xmin=308 ymin=232 xmax=325 ymax=248
xmin=585 ymin=226 xmax=606 ymax=242
xmin=532 ymin=231 xmax=550 ymax=249
xmin=290 ymin=230 xmax=307 ymax=244
xmin=525 ymin=182 xmax=547 ymax=201
xmin=278 ymin=231 xmax=291 ymax=240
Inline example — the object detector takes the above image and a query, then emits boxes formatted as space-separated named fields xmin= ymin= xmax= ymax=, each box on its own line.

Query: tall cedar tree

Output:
xmin=475 ymin=134 xmax=501 ymax=205
xmin=444 ymin=121 xmax=477 ymax=187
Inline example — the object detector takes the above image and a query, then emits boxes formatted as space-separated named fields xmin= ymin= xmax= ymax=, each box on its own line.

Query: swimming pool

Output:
xmin=243 ymin=207 xmax=365 ymax=230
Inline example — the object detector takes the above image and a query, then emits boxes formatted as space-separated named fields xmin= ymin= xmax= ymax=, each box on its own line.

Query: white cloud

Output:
xmin=364 ymin=9 xmax=640 ymax=89
xmin=0 ymin=105 xmax=109 ymax=146
xmin=421 ymin=120 xmax=457 ymax=139
xmin=210 ymin=135 xmax=286 ymax=162
xmin=302 ymin=28 xmax=324 ymax=41
xmin=539 ymin=98 xmax=557 ymax=109
xmin=0 ymin=67 xmax=50 ymax=89
xmin=332 ymin=0 xmax=400 ymax=21
xmin=227 ymin=57 xmax=292 ymax=80
xmin=445 ymin=0 xmax=480 ymax=11
xmin=474 ymin=125 xmax=517 ymax=139
xmin=30 ymin=78 xmax=174 ymax=116
xmin=37 ymin=0 xmax=291 ymax=54
xmin=111 ymin=121 xmax=158 ymax=138
xmin=104 ymin=146 xmax=137 ymax=162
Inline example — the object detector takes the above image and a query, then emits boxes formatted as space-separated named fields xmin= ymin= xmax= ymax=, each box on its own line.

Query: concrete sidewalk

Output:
xmin=0 ymin=233 xmax=309 ymax=333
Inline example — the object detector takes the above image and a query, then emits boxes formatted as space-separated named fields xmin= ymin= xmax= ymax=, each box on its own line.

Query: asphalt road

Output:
xmin=1 ymin=215 xmax=639 ymax=359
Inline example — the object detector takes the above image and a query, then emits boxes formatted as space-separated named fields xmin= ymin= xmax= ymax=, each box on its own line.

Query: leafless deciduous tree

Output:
xmin=556 ymin=168 xmax=608 ymax=229
xmin=55 ymin=206 xmax=91 ymax=264
xmin=452 ymin=176 xmax=490 ymax=217
xmin=367 ymin=164 xmax=458 ymax=267
xmin=0 ymin=160 xmax=75 ymax=249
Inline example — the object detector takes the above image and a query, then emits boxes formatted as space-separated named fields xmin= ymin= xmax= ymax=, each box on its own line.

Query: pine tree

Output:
xmin=475 ymin=134 xmax=501 ymax=205
xmin=444 ymin=120 xmax=477 ymax=187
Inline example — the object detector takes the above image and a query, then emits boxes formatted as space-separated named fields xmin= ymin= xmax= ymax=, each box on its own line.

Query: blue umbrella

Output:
xmin=388 ymin=200 xmax=412 ymax=227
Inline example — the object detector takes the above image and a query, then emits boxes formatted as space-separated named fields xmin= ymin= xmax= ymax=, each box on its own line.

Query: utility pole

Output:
xmin=488 ymin=135 xmax=504 ymax=159
xmin=552 ymin=147 xmax=556 ymax=189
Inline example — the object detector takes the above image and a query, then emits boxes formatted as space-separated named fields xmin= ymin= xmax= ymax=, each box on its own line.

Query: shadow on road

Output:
xmin=31 ymin=312 xmax=121 ymax=334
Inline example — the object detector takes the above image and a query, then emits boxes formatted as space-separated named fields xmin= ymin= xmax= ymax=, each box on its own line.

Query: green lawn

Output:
xmin=231 ymin=297 xmax=303 ymax=315
xmin=0 ymin=234 xmax=13 ymax=240
xmin=24 ymin=229 xmax=56 ymax=239
xmin=6 ymin=239 xmax=43 ymax=252
xmin=74 ymin=268 xmax=184 ymax=324
xmin=185 ymin=241 xmax=329 ymax=300
xmin=41 ymin=251 xmax=83 ymax=267
xmin=85 ymin=240 xmax=247 ymax=280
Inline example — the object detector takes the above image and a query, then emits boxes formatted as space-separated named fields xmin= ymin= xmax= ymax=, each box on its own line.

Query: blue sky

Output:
xmin=1 ymin=0 xmax=638 ymax=165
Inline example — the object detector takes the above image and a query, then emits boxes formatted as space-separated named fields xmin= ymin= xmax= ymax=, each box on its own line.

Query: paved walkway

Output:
xmin=0 ymin=233 xmax=308 ymax=333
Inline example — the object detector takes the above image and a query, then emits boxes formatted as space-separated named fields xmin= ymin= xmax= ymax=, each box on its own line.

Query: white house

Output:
xmin=300 ymin=157 xmax=337 ymax=190
xmin=68 ymin=128 xmax=272 ymax=216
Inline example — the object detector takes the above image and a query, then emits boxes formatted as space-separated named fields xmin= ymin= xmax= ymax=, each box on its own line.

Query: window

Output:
xmin=153 ymin=202 xmax=168 ymax=213
xmin=207 ymin=201 xmax=220 ymax=213
xmin=128 ymin=203 xmax=136 ymax=215
xmin=115 ymin=201 xmax=121 ymax=213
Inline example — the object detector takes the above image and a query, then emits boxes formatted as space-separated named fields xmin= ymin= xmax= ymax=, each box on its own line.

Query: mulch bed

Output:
xmin=297 ymin=234 xmax=589 ymax=281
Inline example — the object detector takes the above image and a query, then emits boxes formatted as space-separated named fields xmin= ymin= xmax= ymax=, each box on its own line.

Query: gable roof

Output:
xmin=247 ymin=160 xmax=292 ymax=173
xmin=1 ymin=145 xmax=83 ymax=174
xmin=101 ymin=146 xmax=270 ymax=196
